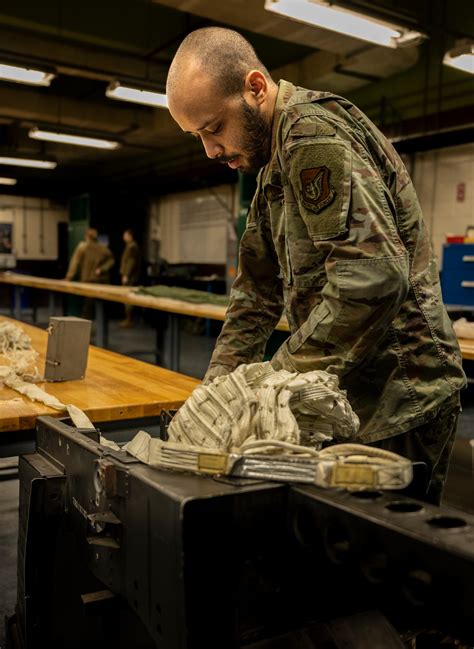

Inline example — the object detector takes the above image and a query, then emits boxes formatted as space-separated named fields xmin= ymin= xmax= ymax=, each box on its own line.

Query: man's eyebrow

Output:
xmin=184 ymin=120 xmax=212 ymax=134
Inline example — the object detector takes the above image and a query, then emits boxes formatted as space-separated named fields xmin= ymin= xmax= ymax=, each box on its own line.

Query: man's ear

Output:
xmin=245 ymin=70 xmax=267 ymax=105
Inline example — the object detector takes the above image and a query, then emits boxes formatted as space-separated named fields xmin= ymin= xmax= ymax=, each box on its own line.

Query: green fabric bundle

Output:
xmin=136 ymin=285 xmax=229 ymax=306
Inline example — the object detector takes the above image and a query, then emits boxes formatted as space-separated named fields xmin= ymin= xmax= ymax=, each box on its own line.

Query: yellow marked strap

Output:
xmin=330 ymin=464 xmax=377 ymax=488
xmin=197 ymin=452 xmax=229 ymax=474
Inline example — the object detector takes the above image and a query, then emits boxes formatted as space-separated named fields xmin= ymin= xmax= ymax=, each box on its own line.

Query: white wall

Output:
xmin=148 ymin=185 xmax=237 ymax=265
xmin=0 ymin=195 xmax=68 ymax=261
xmin=412 ymin=143 xmax=474 ymax=266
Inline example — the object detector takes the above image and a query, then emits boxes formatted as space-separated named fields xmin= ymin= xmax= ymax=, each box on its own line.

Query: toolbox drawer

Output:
xmin=441 ymin=244 xmax=474 ymax=306
xmin=442 ymin=243 xmax=474 ymax=271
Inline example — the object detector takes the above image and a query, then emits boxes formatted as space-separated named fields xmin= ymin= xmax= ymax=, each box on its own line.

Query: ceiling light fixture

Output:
xmin=29 ymin=127 xmax=120 ymax=150
xmin=264 ymin=0 xmax=425 ymax=48
xmin=0 ymin=62 xmax=55 ymax=86
xmin=106 ymin=81 xmax=168 ymax=108
xmin=0 ymin=155 xmax=57 ymax=170
xmin=0 ymin=177 xmax=17 ymax=185
xmin=443 ymin=41 xmax=474 ymax=75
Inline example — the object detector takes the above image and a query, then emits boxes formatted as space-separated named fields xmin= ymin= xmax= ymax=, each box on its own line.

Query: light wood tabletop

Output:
xmin=0 ymin=272 xmax=289 ymax=331
xmin=2 ymin=273 xmax=473 ymax=357
xmin=0 ymin=316 xmax=200 ymax=433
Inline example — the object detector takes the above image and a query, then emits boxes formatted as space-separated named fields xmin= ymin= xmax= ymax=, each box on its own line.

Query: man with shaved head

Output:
xmin=167 ymin=28 xmax=276 ymax=173
xmin=167 ymin=27 xmax=465 ymax=504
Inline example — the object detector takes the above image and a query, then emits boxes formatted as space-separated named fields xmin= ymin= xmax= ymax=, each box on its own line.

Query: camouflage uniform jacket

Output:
xmin=120 ymin=241 xmax=141 ymax=285
xmin=205 ymin=80 xmax=466 ymax=443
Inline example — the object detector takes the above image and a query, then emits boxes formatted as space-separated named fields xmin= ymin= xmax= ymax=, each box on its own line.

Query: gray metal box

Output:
xmin=44 ymin=316 xmax=91 ymax=381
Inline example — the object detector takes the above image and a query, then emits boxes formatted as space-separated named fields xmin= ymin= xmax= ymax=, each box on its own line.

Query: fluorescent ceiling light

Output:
xmin=106 ymin=81 xmax=168 ymax=108
xmin=29 ymin=127 xmax=120 ymax=150
xmin=0 ymin=63 xmax=55 ymax=86
xmin=0 ymin=177 xmax=17 ymax=185
xmin=443 ymin=42 xmax=474 ymax=75
xmin=0 ymin=156 xmax=57 ymax=169
xmin=264 ymin=0 xmax=425 ymax=48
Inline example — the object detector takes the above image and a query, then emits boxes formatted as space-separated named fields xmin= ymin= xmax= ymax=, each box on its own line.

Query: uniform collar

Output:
xmin=259 ymin=79 xmax=296 ymax=187
xmin=270 ymin=79 xmax=297 ymax=156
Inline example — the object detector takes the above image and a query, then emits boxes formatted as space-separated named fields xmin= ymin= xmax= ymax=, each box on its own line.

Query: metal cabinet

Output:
xmin=441 ymin=243 xmax=474 ymax=306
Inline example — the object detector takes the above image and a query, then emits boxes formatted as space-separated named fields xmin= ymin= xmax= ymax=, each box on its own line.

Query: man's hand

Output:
xmin=122 ymin=275 xmax=128 ymax=285
xmin=95 ymin=268 xmax=102 ymax=276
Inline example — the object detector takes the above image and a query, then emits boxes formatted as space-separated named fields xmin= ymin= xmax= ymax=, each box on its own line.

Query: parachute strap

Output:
xmin=316 ymin=443 xmax=412 ymax=490
xmin=124 ymin=433 xmax=412 ymax=491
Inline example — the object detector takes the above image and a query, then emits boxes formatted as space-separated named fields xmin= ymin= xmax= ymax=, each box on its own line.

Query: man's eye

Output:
xmin=210 ymin=124 xmax=222 ymax=135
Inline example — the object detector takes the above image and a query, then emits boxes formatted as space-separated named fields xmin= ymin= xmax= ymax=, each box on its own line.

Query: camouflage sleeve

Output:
xmin=122 ymin=246 xmax=139 ymax=277
xmin=271 ymin=135 xmax=410 ymax=377
xmin=99 ymin=247 xmax=115 ymax=273
xmin=65 ymin=242 xmax=85 ymax=280
xmin=203 ymin=193 xmax=284 ymax=384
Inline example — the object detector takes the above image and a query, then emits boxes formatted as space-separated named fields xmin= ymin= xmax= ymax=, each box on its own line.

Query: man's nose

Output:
xmin=200 ymin=134 xmax=223 ymax=159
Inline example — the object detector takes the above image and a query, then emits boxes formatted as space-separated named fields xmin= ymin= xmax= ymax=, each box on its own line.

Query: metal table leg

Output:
xmin=48 ymin=291 xmax=56 ymax=318
xmin=155 ymin=320 xmax=164 ymax=366
xmin=164 ymin=315 xmax=180 ymax=371
xmin=95 ymin=300 xmax=108 ymax=348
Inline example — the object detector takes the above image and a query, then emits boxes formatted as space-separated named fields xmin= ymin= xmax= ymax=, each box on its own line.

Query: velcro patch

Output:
xmin=300 ymin=166 xmax=335 ymax=213
xmin=288 ymin=138 xmax=351 ymax=240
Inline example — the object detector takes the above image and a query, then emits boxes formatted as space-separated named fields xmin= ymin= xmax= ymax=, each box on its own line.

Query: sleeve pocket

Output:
xmin=288 ymin=138 xmax=351 ymax=241
xmin=287 ymin=301 xmax=332 ymax=353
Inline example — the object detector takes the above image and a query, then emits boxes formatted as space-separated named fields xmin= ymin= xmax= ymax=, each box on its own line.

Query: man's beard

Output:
xmin=238 ymin=98 xmax=272 ymax=174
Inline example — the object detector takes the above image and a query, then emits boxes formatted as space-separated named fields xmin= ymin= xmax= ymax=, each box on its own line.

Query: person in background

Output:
xmin=166 ymin=27 xmax=466 ymax=505
xmin=119 ymin=228 xmax=141 ymax=328
xmin=64 ymin=227 xmax=115 ymax=319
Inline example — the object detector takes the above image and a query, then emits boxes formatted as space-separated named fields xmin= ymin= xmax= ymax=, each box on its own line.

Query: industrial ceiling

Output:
xmin=0 ymin=0 xmax=472 ymax=197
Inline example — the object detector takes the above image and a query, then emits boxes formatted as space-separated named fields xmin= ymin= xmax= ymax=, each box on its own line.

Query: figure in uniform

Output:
xmin=119 ymin=228 xmax=141 ymax=327
xmin=65 ymin=227 xmax=115 ymax=319
xmin=166 ymin=27 xmax=466 ymax=504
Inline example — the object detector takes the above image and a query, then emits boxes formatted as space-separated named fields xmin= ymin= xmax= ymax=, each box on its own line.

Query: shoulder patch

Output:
xmin=300 ymin=166 xmax=335 ymax=213
xmin=286 ymin=139 xmax=351 ymax=240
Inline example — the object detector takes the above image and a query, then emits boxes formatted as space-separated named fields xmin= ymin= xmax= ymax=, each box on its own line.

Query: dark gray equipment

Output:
xmin=44 ymin=316 xmax=91 ymax=381
xmin=6 ymin=415 xmax=474 ymax=649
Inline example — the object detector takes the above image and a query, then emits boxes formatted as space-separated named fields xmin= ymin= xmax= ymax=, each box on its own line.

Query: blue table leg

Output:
xmin=14 ymin=286 xmax=21 ymax=320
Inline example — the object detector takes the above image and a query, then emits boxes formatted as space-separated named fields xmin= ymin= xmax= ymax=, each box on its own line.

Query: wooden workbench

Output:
xmin=0 ymin=273 xmax=225 ymax=319
xmin=1 ymin=272 xmax=473 ymax=367
xmin=0 ymin=271 xmax=289 ymax=327
xmin=0 ymin=316 xmax=199 ymax=444
xmin=0 ymin=272 xmax=289 ymax=371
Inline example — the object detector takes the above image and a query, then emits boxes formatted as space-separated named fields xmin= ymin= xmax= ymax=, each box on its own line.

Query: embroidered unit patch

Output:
xmin=300 ymin=166 xmax=335 ymax=213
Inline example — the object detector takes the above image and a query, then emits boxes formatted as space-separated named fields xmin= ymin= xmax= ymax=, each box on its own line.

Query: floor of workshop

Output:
xmin=1 ymin=307 xmax=473 ymax=647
